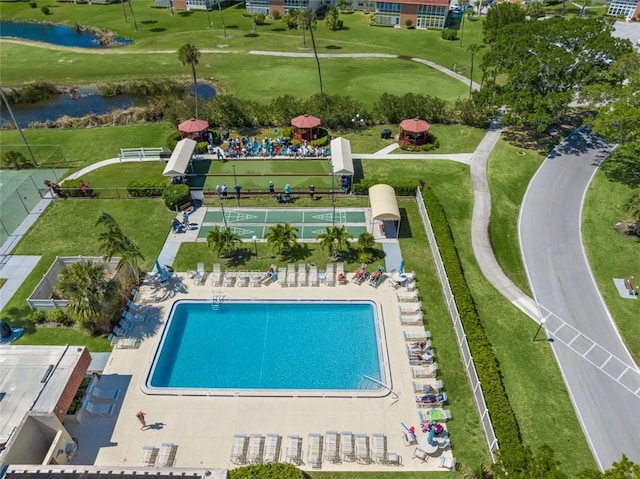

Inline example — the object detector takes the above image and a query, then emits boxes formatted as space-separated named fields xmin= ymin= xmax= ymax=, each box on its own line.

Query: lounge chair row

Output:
xmin=141 ymin=443 xmax=178 ymax=467
xmin=413 ymin=448 xmax=456 ymax=469
xmin=230 ymin=432 xmax=401 ymax=467
xmin=208 ymin=263 xmax=349 ymax=288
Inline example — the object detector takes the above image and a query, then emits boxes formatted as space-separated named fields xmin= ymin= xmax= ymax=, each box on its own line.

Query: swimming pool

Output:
xmin=145 ymin=300 xmax=390 ymax=397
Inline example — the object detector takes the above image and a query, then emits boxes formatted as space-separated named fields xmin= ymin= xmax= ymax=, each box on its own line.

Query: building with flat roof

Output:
xmin=608 ymin=0 xmax=640 ymax=19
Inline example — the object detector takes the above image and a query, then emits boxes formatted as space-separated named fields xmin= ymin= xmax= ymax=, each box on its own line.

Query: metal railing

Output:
xmin=415 ymin=188 xmax=499 ymax=461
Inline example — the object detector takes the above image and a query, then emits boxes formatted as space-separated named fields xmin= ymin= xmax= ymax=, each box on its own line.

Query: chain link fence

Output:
xmin=415 ymin=188 xmax=499 ymax=462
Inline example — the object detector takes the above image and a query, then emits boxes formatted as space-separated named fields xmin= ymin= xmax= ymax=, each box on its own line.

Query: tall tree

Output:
xmin=482 ymin=2 xmax=526 ymax=44
xmin=297 ymin=8 xmax=316 ymax=48
xmin=177 ymin=43 xmax=201 ymax=119
xmin=325 ymin=7 xmax=341 ymax=31
xmin=317 ymin=225 xmax=352 ymax=259
xmin=207 ymin=226 xmax=241 ymax=258
xmin=127 ymin=0 xmax=138 ymax=31
xmin=96 ymin=212 xmax=144 ymax=284
xmin=265 ymin=223 xmax=298 ymax=257
xmin=299 ymin=9 xmax=323 ymax=95
xmin=467 ymin=43 xmax=481 ymax=97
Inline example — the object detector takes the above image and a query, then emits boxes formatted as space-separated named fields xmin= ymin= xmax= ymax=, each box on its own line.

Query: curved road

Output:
xmin=519 ymin=129 xmax=640 ymax=469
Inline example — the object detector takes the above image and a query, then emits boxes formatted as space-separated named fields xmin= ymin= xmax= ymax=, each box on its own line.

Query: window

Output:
xmin=376 ymin=1 xmax=401 ymax=13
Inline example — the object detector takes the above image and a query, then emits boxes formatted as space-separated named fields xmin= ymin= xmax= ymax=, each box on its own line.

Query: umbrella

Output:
xmin=399 ymin=259 xmax=405 ymax=275
xmin=291 ymin=114 xmax=322 ymax=129
xmin=399 ymin=118 xmax=430 ymax=133
xmin=178 ymin=118 xmax=209 ymax=133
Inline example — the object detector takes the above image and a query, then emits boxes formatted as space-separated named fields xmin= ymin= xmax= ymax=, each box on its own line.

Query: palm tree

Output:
xmin=265 ymin=223 xmax=298 ymax=257
xmin=55 ymin=260 xmax=112 ymax=330
xmin=357 ymin=231 xmax=375 ymax=251
xmin=177 ymin=44 xmax=201 ymax=119
xmin=299 ymin=8 xmax=324 ymax=95
xmin=207 ymin=226 xmax=241 ymax=258
xmin=96 ymin=212 xmax=144 ymax=284
xmin=317 ymin=225 xmax=353 ymax=259
xmin=467 ymin=43 xmax=482 ymax=97
xmin=127 ymin=0 xmax=138 ymax=31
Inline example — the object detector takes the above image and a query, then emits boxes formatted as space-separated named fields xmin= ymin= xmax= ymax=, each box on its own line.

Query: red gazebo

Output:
xmin=399 ymin=118 xmax=431 ymax=146
xmin=291 ymin=114 xmax=321 ymax=142
xmin=178 ymin=118 xmax=209 ymax=139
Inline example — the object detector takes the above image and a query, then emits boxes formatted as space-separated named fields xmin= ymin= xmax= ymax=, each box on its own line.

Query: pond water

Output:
xmin=0 ymin=20 xmax=131 ymax=48
xmin=0 ymin=85 xmax=216 ymax=128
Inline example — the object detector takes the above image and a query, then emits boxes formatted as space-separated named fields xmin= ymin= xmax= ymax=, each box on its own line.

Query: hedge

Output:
xmin=127 ymin=180 xmax=165 ymax=197
xmin=352 ymin=179 xmax=417 ymax=196
xmin=162 ymin=184 xmax=191 ymax=210
xmin=229 ymin=463 xmax=305 ymax=479
xmin=422 ymin=186 xmax=527 ymax=472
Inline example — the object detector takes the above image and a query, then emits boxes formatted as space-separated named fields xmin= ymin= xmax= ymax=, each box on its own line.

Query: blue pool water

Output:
xmin=147 ymin=301 xmax=385 ymax=393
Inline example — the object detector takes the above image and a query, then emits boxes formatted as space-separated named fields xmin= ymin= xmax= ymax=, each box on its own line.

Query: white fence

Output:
xmin=415 ymin=189 xmax=499 ymax=461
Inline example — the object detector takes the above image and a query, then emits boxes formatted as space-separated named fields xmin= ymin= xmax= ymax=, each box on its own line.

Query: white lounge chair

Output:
xmin=415 ymin=392 xmax=447 ymax=407
xmin=419 ymin=408 xmax=452 ymax=423
xmin=123 ymin=310 xmax=147 ymax=323
xmin=88 ymin=383 xmax=120 ymax=402
xmin=230 ymin=434 xmax=248 ymax=464
xmin=439 ymin=455 xmax=456 ymax=470
xmin=119 ymin=318 xmax=133 ymax=331
xmin=237 ymin=271 xmax=249 ymax=287
xmin=403 ymin=331 xmax=431 ymax=342
xmin=247 ymin=434 xmax=264 ymax=464
xmin=287 ymin=265 xmax=297 ymax=287
xmin=401 ymin=312 xmax=424 ymax=325
xmin=324 ymin=431 xmax=339 ymax=463
xmin=396 ymin=291 xmax=419 ymax=302
xmin=112 ymin=325 xmax=128 ymax=337
xmin=309 ymin=265 xmax=319 ymax=286
xmin=413 ymin=447 xmax=429 ymax=463
xmin=127 ymin=299 xmax=150 ymax=313
xmin=108 ymin=333 xmax=138 ymax=349
xmin=285 ymin=435 xmax=302 ymax=465
xmin=277 ymin=267 xmax=287 ymax=287
xmin=81 ymin=397 xmax=114 ymax=417
xmin=249 ymin=271 xmax=261 ymax=287
xmin=372 ymin=434 xmax=386 ymax=464
xmin=411 ymin=363 xmax=438 ymax=379
xmin=141 ymin=446 xmax=158 ymax=466
xmin=263 ymin=434 xmax=280 ymax=464
xmin=308 ymin=433 xmax=323 ymax=468
xmin=413 ymin=379 xmax=444 ymax=393
xmin=325 ymin=263 xmax=335 ymax=286
xmin=211 ymin=264 xmax=222 ymax=286
xmin=336 ymin=262 xmax=346 ymax=285
xmin=399 ymin=302 xmax=422 ymax=314
xmin=297 ymin=263 xmax=307 ymax=286
xmin=223 ymin=271 xmax=235 ymax=287
xmin=156 ymin=442 xmax=177 ymax=467
xmin=355 ymin=434 xmax=370 ymax=464
xmin=340 ymin=431 xmax=354 ymax=462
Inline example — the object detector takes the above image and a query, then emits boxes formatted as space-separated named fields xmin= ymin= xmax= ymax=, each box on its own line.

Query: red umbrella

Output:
xmin=291 ymin=114 xmax=322 ymax=129
xmin=178 ymin=118 xmax=209 ymax=133
xmin=400 ymin=118 xmax=430 ymax=133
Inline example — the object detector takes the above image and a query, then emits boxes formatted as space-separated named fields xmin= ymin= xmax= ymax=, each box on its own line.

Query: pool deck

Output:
xmin=65 ymin=272 xmax=452 ymax=472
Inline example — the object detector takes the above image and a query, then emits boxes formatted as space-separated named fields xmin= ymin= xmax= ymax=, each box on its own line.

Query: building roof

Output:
xmin=291 ymin=114 xmax=321 ymax=128
xmin=394 ymin=0 xmax=450 ymax=6
xmin=368 ymin=184 xmax=401 ymax=221
xmin=0 ymin=346 xmax=89 ymax=445
xmin=330 ymin=137 xmax=354 ymax=176
xmin=163 ymin=139 xmax=197 ymax=177
xmin=177 ymin=118 xmax=209 ymax=133
xmin=400 ymin=118 xmax=431 ymax=133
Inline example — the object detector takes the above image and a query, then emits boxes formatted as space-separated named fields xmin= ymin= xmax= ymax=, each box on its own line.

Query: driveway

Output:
xmin=519 ymin=129 xmax=640 ymax=469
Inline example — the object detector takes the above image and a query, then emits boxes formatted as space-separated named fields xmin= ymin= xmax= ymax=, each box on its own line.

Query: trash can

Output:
xmin=381 ymin=129 xmax=392 ymax=140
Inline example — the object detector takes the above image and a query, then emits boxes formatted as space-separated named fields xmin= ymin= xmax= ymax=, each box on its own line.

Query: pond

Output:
xmin=0 ymin=20 xmax=131 ymax=49
xmin=0 ymin=84 xmax=216 ymax=128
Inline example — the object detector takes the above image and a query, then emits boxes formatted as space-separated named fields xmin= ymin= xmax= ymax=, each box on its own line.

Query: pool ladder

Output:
xmin=211 ymin=291 xmax=226 ymax=311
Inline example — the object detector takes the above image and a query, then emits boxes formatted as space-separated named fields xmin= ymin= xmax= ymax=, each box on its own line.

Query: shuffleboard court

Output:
xmin=198 ymin=224 xmax=369 ymax=240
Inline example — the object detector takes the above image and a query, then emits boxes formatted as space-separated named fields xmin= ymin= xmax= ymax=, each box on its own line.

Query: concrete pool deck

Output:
xmin=65 ymin=273 xmax=452 ymax=472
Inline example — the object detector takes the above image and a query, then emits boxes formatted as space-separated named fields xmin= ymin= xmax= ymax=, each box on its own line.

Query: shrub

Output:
xmin=352 ymin=179 xmax=417 ymax=196
xmin=271 ymin=10 xmax=281 ymax=20
xmin=422 ymin=186 xmax=526 ymax=472
xmin=405 ymin=18 xmax=413 ymax=28
xmin=59 ymin=179 xmax=86 ymax=198
xmin=162 ymin=184 xmax=191 ymax=210
xmin=40 ymin=5 xmax=50 ymax=14
xmin=254 ymin=12 xmax=267 ymax=25
xmin=399 ymin=135 xmax=440 ymax=151
xmin=29 ymin=1 xmax=37 ymax=7
xmin=230 ymin=463 xmax=305 ymax=479
xmin=127 ymin=180 xmax=165 ymax=197
xmin=1 ymin=150 xmax=32 ymax=169
xmin=196 ymin=141 xmax=210 ymax=154
xmin=47 ymin=308 xmax=71 ymax=326
xmin=280 ymin=126 xmax=293 ymax=138
xmin=441 ymin=28 xmax=458 ymax=40
xmin=311 ymin=136 xmax=329 ymax=147
xmin=27 ymin=310 xmax=47 ymax=324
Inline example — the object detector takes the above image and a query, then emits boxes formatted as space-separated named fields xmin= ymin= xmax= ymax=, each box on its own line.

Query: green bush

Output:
xmin=47 ymin=308 xmax=71 ymax=326
xmin=271 ymin=10 xmax=281 ymax=19
xmin=166 ymin=133 xmax=180 ymax=151
xmin=27 ymin=310 xmax=47 ymax=324
xmin=422 ymin=187 xmax=526 ymax=472
xmin=311 ymin=136 xmax=329 ymax=147
xmin=29 ymin=1 xmax=37 ymax=7
xmin=196 ymin=141 xmax=210 ymax=154
xmin=280 ymin=126 xmax=293 ymax=138
xmin=254 ymin=12 xmax=267 ymax=24
xmin=230 ymin=463 xmax=305 ymax=479
xmin=60 ymin=179 xmax=87 ymax=198
xmin=127 ymin=180 xmax=165 ymax=197
xmin=441 ymin=28 xmax=458 ymax=40
xmin=162 ymin=184 xmax=191 ymax=210
xmin=399 ymin=134 xmax=440 ymax=151
xmin=405 ymin=18 xmax=414 ymax=28
xmin=352 ymin=179 xmax=417 ymax=196
xmin=1 ymin=150 xmax=33 ymax=169
xmin=40 ymin=5 xmax=50 ymax=14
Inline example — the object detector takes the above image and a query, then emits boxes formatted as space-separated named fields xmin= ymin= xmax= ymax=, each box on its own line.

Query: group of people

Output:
xmin=215 ymin=184 xmax=242 ymax=200
xmin=44 ymin=180 xmax=92 ymax=198
xmin=171 ymin=211 xmax=191 ymax=233
xmin=209 ymin=136 xmax=329 ymax=160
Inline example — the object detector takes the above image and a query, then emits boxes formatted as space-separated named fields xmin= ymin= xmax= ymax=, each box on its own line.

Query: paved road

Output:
xmin=519 ymin=129 xmax=640 ymax=469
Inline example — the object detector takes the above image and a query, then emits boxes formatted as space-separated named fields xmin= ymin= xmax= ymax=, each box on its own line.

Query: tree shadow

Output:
xmin=600 ymin=154 xmax=640 ymax=187
xmin=287 ymin=243 xmax=313 ymax=262
xmin=225 ymin=25 xmax=240 ymax=29
xmin=150 ymin=28 xmax=167 ymax=33
xmin=178 ymin=11 xmax=193 ymax=16
xmin=227 ymin=248 xmax=252 ymax=267
xmin=141 ymin=20 xmax=158 ymax=24
xmin=244 ymin=33 xmax=260 ymax=38
xmin=271 ymin=27 xmax=286 ymax=32
xmin=326 ymin=45 xmax=342 ymax=50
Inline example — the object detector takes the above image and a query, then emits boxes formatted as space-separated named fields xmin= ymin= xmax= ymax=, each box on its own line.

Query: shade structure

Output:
xmin=291 ymin=114 xmax=321 ymax=129
xmin=399 ymin=118 xmax=430 ymax=133
xmin=368 ymin=184 xmax=401 ymax=239
xmin=178 ymin=118 xmax=209 ymax=133
xmin=330 ymin=137 xmax=354 ymax=175
xmin=163 ymin=138 xmax=197 ymax=177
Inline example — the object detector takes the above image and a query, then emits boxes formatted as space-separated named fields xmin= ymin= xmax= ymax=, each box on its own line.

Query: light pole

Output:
xmin=252 ymin=235 xmax=258 ymax=258
xmin=218 ymin=1 xmax=228 ymax=38
xmin=232 ymin=164 xmax=240 ymax=206
xmin=532 ymin=317 xmax=547 ymax=342
xmin=220 ymin=201 xmax=228 ymax=228
xmin=248 ymin=0 xmax=256 ymax=31
xmin=330 ymin=161 xmax=335 ymax=226
xmin=352 ymin=113 xmax=364 ymax=134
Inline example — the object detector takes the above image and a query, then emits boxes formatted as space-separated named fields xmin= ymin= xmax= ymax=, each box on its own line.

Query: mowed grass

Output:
xmin=2 ymin=199 xmax=175 ymax=349
xmin=487 ymin=140 xmax=544 ymax=295
xmin=582 ymin=173 xmax=640 ymax=363
xmin=359 ymin=159 xmax=596 ymax=474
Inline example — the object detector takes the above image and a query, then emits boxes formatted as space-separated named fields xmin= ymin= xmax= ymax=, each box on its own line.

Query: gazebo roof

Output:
xmin=291 ymin=114 xmax=321 ymax=129
xmin=400 ymin=118 xmax=430 ymax=133
xmin=178 ymin=118 xmax=209 ymax=133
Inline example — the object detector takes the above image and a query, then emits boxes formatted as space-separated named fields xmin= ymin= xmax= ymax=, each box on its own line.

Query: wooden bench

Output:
xmin=179 ymin=202 xmax=194 ymax=214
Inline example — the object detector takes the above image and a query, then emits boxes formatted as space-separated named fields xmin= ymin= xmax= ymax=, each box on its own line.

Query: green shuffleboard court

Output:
xmin=198 ymin=207 xmax=369 ymax=240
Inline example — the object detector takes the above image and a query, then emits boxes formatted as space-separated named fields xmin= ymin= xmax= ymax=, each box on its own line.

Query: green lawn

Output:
xmin=582 ymin=173 xmax=640 ymax=363
xmin=487 ymin=140 xmax=544 ymax=295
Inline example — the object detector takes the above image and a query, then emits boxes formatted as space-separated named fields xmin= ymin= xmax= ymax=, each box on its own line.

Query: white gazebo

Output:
xmin=163 ymin=138 xmax=197 ymax=177
xmin=368 ymin=184 xmax=401 ymax=238
xmin=330 ymin=137 xmax=354 ymax=176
